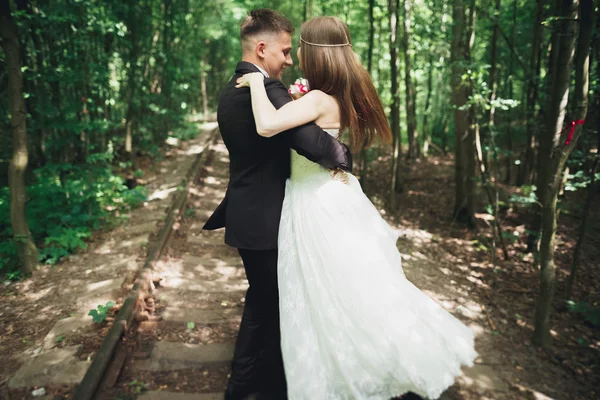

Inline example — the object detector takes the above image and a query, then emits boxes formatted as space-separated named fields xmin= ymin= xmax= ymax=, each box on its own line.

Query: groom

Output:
xmin=203 ymin=9 xmax=352 ymax=400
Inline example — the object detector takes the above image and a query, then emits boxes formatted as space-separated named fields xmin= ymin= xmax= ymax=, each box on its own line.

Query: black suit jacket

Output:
xmin=203 ymin=61 xmax=352 ymax=250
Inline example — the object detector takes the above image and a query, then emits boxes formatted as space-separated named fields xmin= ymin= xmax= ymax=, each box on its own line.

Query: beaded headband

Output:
xmin=300 ymin=37 xmax=352 ymax=47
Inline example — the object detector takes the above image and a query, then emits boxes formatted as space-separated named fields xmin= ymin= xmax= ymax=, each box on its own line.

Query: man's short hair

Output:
xmin=240 ymin=9 xmax=294 ymax=43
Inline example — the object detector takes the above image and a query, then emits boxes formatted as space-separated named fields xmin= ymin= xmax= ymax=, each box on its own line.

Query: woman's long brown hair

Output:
xmin=299 ymin=17 xmax=392 ymax=151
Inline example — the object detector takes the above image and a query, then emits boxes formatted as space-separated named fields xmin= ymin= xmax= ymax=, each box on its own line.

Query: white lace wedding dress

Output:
xmin=278 ymin=130 xmax=477 ymax=400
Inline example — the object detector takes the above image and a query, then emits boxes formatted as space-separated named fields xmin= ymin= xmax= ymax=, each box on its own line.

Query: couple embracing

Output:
xmin=204 ymin=9 xmax=477 ymax=400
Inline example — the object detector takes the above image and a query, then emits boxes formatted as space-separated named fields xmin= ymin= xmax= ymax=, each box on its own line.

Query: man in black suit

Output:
xmin=203 ymin=9 xmax=352 ymax=400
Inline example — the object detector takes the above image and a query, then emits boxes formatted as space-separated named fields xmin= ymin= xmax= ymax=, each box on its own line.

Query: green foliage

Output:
xmin=565 ymin=170 xmax=600 ymax=192
xmin=509 ymin=185 xmax=538 ymax=206
xmin=567 ymin=301 xmax=600 ymax=327
xmin=0 ymin=155 xmax=148 ymax=274
xmin=88 ymin=301 xmax=115 ymax=324
xmin=1 ymin=0 xmax=235 ymax=278
xmin=129 ymin=380 xmax=148 ymax=394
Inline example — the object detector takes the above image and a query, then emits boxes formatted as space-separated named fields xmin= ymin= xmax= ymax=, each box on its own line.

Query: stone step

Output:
xmin=156 ymin=256 xmax=245 ymax=282
xmin=155 ymin=289 xmax=245 ymax=309
xmin=138 ymin=392 xmax=222 ymax=400
xmin=132 ymin=342 xmax=234 ymax=372
xmin=9 ymin=345 xmax=89 ymax=388
xmin=162 ymin=306 xmax=243 ymax=324
xmin=186 ymin=229 xmax=225 ymax=242
xmin=43 ymin=315 xmax=93 ymax=349
xmin=159 ymin=277 xmax=248 ymax=293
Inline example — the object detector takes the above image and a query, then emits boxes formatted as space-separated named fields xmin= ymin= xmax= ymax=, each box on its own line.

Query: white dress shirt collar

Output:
xmin=252 ymin=63 xmax=270 ymax=78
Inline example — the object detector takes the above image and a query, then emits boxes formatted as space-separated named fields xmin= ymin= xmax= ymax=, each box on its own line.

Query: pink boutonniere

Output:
xmin=288 ymin=78 xmax=310 ymax=99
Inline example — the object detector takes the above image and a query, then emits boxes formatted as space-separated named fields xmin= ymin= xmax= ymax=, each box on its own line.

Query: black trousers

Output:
xmin=227 ymin=248 xmax=287 ymax=400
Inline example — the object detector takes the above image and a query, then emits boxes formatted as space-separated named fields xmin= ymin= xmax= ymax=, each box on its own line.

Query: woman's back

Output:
xmin=290 ymin=128 xmax=341 ymax=183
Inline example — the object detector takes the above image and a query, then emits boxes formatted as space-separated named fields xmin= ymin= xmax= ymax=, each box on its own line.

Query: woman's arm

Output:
xmin=236 ymin=72 xmax=325 ymax=137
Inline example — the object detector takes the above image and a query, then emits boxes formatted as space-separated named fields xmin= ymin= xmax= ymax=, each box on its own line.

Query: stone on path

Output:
xmin=138 ymin=392 xmax=222 ymax=400
xmin=458 ymin=364 xmax=509 ymax=393
xmin=9 ymin=345 xmax=89 ymax=388
xmin=163 ymin=307 xmax=242 ymax=324
xmin=132 ymin=342 xmax=234 ymax=372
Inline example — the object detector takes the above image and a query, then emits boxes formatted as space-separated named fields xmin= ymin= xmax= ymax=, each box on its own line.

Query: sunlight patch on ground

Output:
xmin=59 ymin=280 xmax=85 ymax=295
xmin=147 ymin=186 xmax=178 ymax=201
xmin=199 ymin=122 xmax=218 ymax=131
xmin=24 ymin=286 xmax=55 ymax=302
xmin=212 ymin=143 xmax=228 ymax=153
xmin=182 ymin=144 xmax=206 ymax=155
xmin=94 ymin=239 xmax=116 ymax=254
xmin=204 ymin=176 xmax=222 ymax=185
xmin=156 ymin=260 xmax=184 ymax=279
xmin=85 ymin=278 xmax=121 ymax=294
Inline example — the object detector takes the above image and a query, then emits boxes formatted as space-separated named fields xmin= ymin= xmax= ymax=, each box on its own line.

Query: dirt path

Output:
xmin=104 ymin=139 xmax=525 ymax=400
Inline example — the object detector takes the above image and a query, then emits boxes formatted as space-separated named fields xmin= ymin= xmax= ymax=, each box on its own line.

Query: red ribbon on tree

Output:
xmin=561 ymin=119 xmax=585 ymax=145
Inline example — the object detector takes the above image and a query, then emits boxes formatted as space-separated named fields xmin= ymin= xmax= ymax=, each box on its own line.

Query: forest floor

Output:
xmin=365 ymin=149 xmax=600 ymax=400
xmin=1 ymin=133 xmax=598 ymax=400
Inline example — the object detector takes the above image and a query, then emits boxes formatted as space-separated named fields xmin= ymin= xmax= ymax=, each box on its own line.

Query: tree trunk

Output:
xmin=451 ymin=0 xmax=470 ymax=223
xmin=304 ymin=0 xmax=314 ymax=21
xmin=422 ymin=53 xmax=433 ymax=157
xmin=124 ymin=4 xmax=139 ymax=157
xmin=367 ymin=0 xmax=375 ymax=74
xmin=534 ymin=0 xmax=589 ymax=347
xmin=565 ymin=156 xmax=598 ymax=300
xmin=201 ymin=58 xmax=208 ymax=118
xmin=487 ymin=0 xmax=500 ymax=169
xmin=0 ymin=1 xmax=38 ymax=276
xmin=360 ymin=0 xmax=377 ymax=186
xmin=390 ymin=0 xmax=403 ymax=205
xmin=465 ymin=0 xmax=477 ymax=221
xmin=402 ymin=0 xmax=418 ymax=160
xmin=161 ymin=0 xmax=174 ymax=138
xmin=505 ymin=0 xmax=518 ymax=184
xmin=519 ymin=0 xmax=544 ymax=186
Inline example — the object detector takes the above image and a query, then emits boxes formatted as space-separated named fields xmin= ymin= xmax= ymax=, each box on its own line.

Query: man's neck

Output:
xmin=241 ymin=56 xmax=269 ymax=78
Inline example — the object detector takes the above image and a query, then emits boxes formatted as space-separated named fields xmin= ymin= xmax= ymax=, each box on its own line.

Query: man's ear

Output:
xmin=256 ymin=41 xmax=267 ymax=59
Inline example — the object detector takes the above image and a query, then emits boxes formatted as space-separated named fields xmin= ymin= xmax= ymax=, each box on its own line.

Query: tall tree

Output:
xmin=359 ymin=0 xmax=377 ymax=185
xmin=487 ymin=0 xmax=500 ymax=171
xmin=390 ymin=0 xmax=403 ymax=205
xmin=451 ymin=0 xmax=475 ymax=225
xmin=519 ymin=0 xmax=545 ymax=186
xmin=465 ymin=0 xmax=477 ymax=222
xmin=533 ymin=0 xmax=590 ymax=347
xmin=402 ymin=0 xmax=419 ymax=159
xmin=422 ymin=53 xmax=434 ymax=157
xmin=0 ymin=0 xmax=38 ymax=276
xmin=504 ymin=0 xmax=518 ymax=184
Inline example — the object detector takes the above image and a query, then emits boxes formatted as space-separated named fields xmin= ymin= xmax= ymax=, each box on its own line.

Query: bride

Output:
xmin=236 ymin=16 xmax=477 ymax=400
